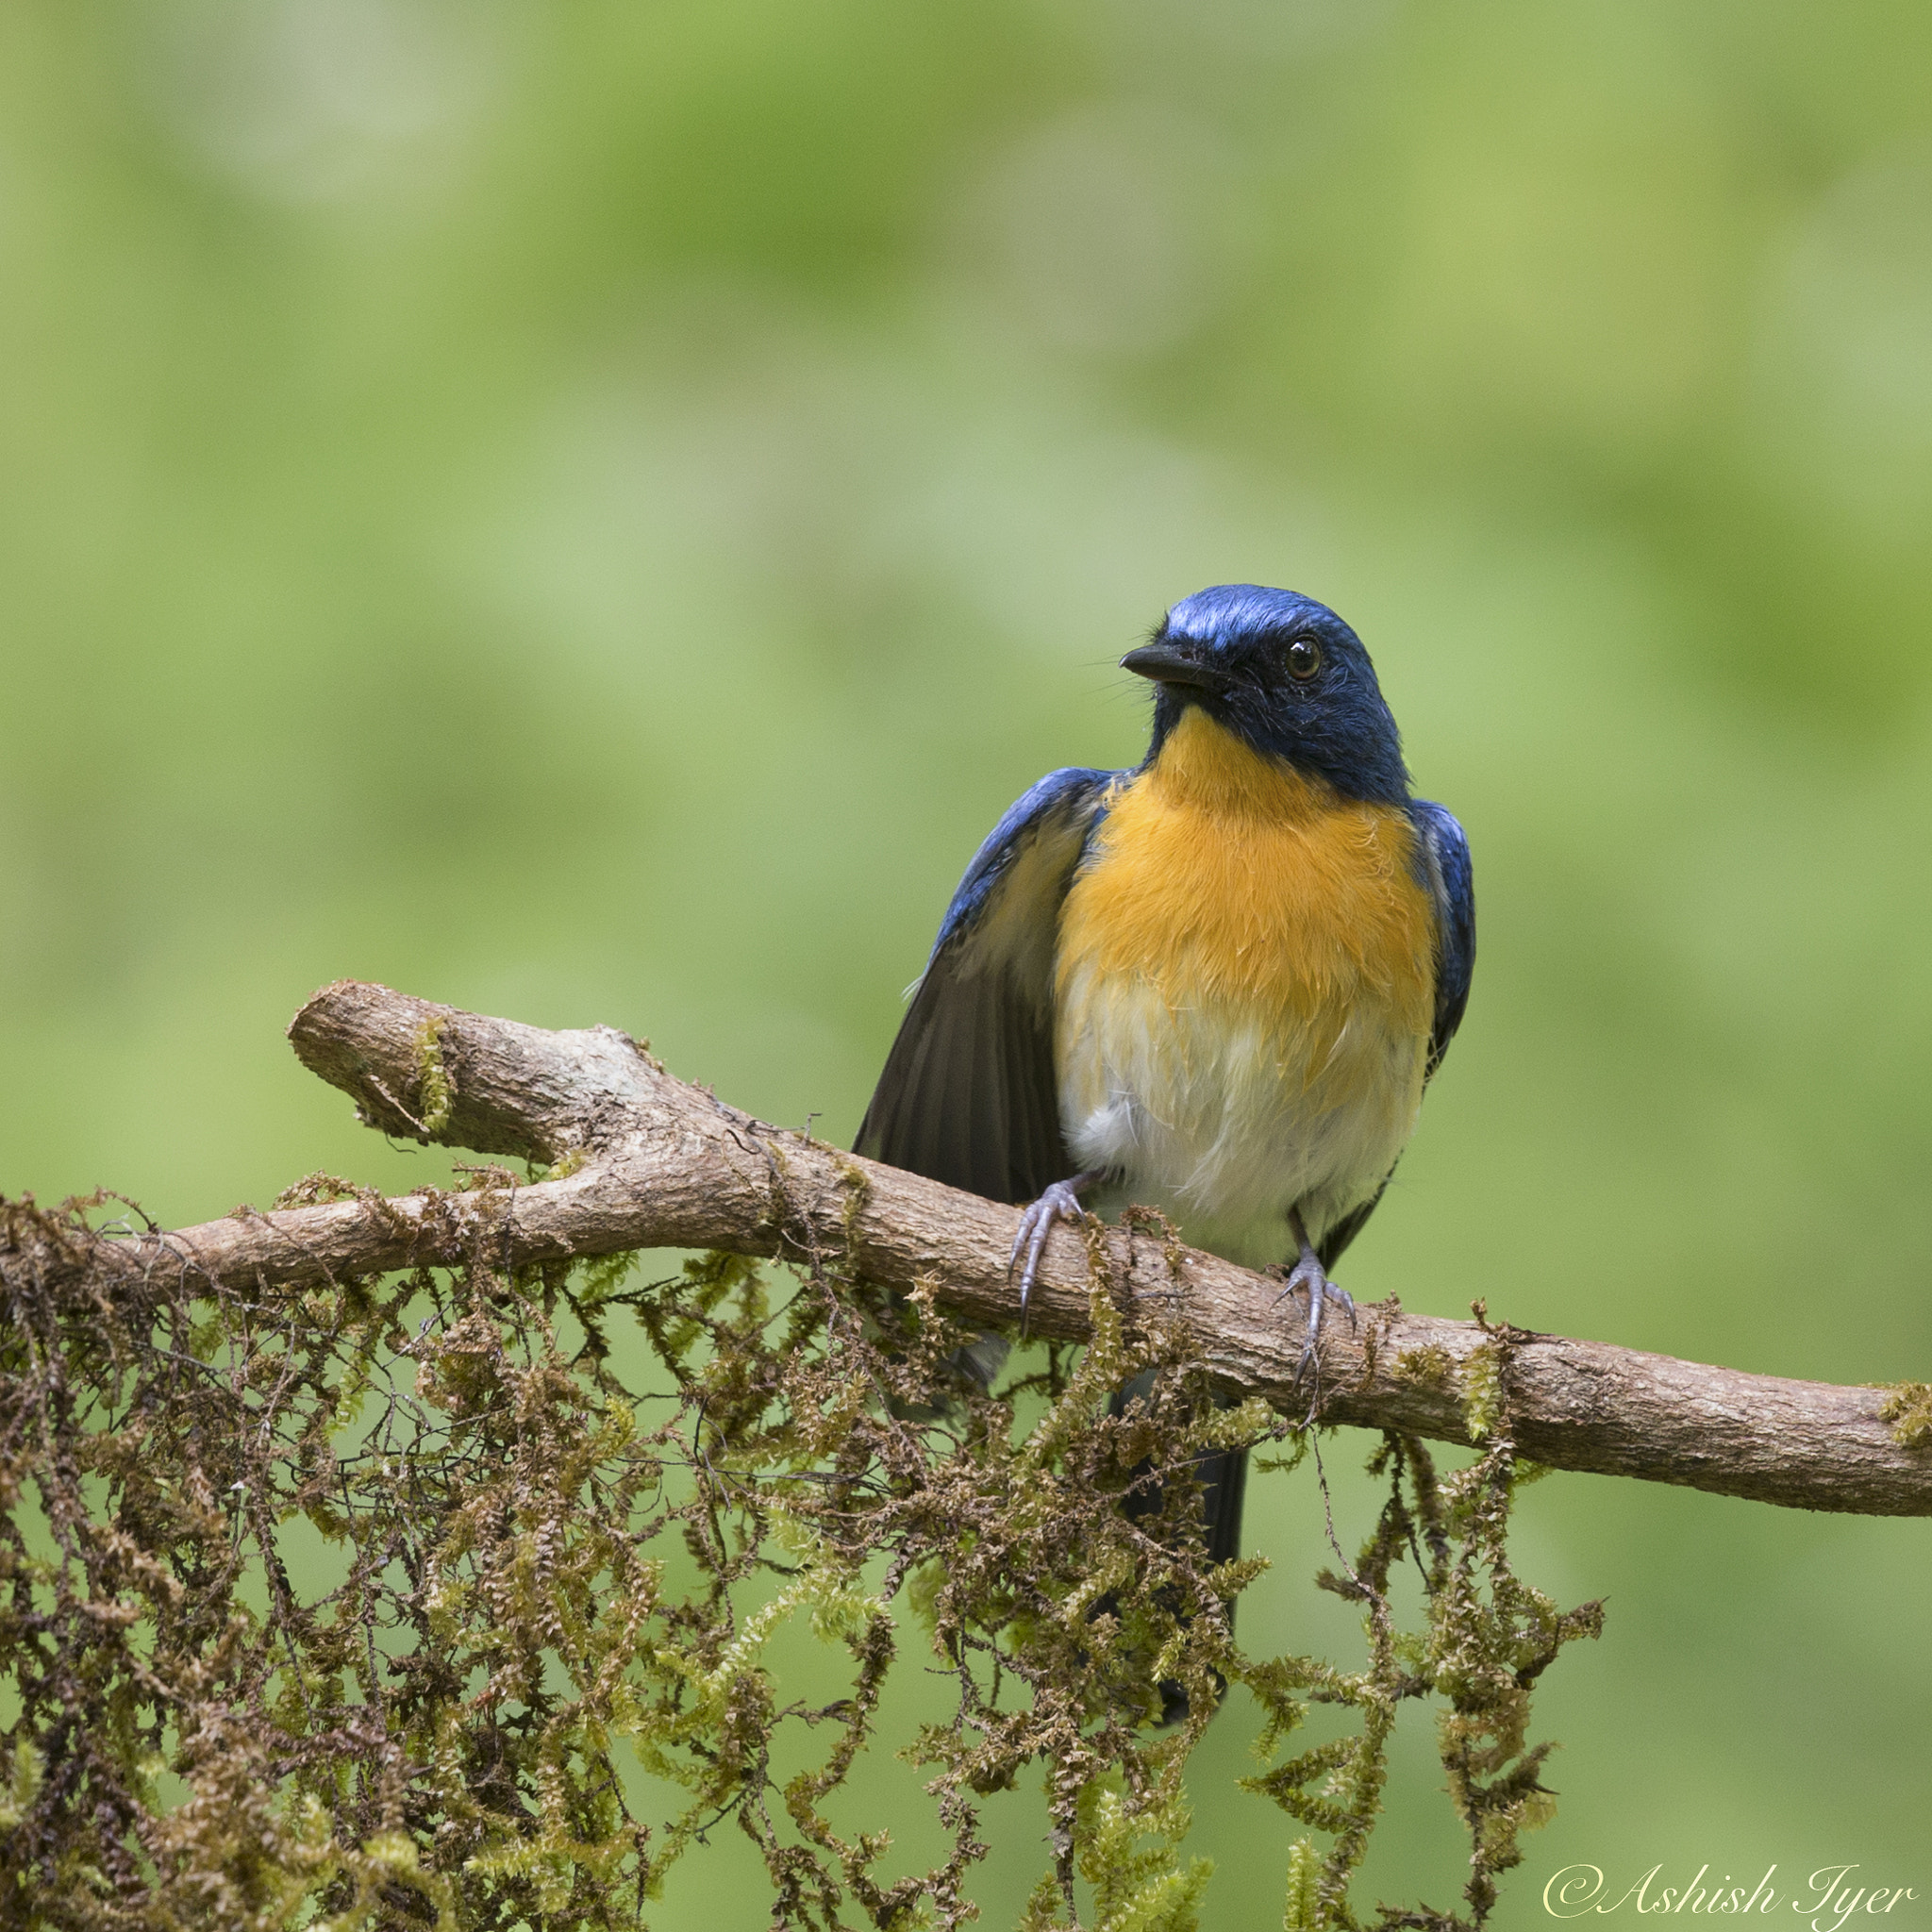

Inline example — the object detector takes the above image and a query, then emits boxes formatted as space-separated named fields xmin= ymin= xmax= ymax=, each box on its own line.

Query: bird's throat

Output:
xmin=1144 ymin=706 xmax=1334 ymax=822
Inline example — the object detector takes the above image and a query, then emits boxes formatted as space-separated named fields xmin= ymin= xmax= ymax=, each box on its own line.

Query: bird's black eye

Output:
xmin=1286 ymin=639 xmax=1322 ymax=681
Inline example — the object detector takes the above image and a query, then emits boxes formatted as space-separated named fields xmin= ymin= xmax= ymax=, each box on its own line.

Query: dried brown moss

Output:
xmin=0 ymin=1189 xmax=1598 ymax=1930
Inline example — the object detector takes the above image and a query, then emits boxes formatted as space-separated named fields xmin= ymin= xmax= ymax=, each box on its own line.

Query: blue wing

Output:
xmin=855 ymin=767 xmax=1115 ymax=1205
xmin=1408 ymin=799 xmax=1475 ymax=1078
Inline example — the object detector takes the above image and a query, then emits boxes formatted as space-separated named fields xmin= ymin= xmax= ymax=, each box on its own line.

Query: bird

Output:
xmin=855 ymin=582 xmax=1474 ymax=1581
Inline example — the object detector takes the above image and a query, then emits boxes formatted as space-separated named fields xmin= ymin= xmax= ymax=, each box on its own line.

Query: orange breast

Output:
xmin=1057 ymin=708 xmax=1436 ymax=1059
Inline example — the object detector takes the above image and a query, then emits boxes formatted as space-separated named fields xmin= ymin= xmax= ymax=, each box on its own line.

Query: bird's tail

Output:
xmin=1108 ymin=1375 xmax=1248 ymax=1724
xmin=1194 ymin=1442 xmax=1249 ymax=1574
xmin=1111 ymin=1374 xmax=1249 ymax=1575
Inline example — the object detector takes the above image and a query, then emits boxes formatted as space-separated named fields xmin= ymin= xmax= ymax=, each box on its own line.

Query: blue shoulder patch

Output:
xmin=1407 ymin=799 xmax=1474 ymax=1077
xmin=933 ymin=766 xmax=1115 ymax=956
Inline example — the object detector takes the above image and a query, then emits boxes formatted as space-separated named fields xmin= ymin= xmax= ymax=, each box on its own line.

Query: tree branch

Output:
xmin=131 ymin=980 xmax=1932 ymax=1516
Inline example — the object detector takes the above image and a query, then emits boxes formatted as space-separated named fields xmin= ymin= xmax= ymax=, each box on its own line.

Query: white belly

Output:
xmin=1057 ymin=968 xmax=1428 ymax=1270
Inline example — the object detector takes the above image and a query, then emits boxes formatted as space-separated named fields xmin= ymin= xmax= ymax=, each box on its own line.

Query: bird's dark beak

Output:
xmin=1120 ymin=641 xmax=1232 ymax=693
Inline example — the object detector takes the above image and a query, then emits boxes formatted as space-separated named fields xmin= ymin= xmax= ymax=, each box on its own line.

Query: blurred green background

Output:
xmin=4 ymin=0 xmax=1931 ymax=1923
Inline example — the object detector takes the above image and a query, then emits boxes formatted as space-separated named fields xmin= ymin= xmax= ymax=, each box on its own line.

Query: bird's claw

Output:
xmin=1274 ymin=1252 xmax=1355 ymax=1383
xmin=1008 ymin=1179 xmax=1089 ymax=1335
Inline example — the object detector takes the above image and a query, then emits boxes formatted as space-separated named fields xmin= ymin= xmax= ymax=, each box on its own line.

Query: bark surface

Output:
xmin=131 ymin=980 xmax=1932 ymax=1516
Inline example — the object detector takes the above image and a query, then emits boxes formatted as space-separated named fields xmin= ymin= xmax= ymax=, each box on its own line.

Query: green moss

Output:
xmin=1393 ymin=1345 xmax=1454 ymax=1389
xmin=1239 ymin=1354 xmax=1599 ymax=1929
xmin=1458 ymin=1342 xmax=1506 ymax=1444
xmin=0 ymin=1188 xmax=1592 ymax=1932
xmin=1282 ymin=1836 xmax=1324 ymax=1932
xmin=415 ymin=1013 xmax=454 ymax=1138
xmin=269 ymin=1171 xmax=365 ymax=1208
xmin=1875 ymin=1381 xmax=1932 ymax=1449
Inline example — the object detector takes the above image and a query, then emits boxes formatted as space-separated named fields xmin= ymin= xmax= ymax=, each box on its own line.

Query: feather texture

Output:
xmin=855 ymin=767 xmax=1111 ymax=1205
xmin=855 ymin=587 xmax=1474 ymax=1602
xmin=1409 ymin=798 xmax=1475 ymax=1080
xmin=1058 ymin=708 xmax=1437 ymax=1267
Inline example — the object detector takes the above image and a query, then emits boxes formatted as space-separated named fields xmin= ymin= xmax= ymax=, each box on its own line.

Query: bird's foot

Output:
xmin=1008 ymin=1173 xmax=1102 ymax=1334
xmin=1274 ymin=1245 xmax=1356 ymax=1385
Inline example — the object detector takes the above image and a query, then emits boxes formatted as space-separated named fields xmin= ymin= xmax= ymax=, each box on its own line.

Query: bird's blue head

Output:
xmin=1123 ymin=584 xmax=1410 ymax=805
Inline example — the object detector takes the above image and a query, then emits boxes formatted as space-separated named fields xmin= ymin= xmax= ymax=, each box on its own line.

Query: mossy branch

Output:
xmin=123 ymin=979 xmax=1932 ymax=1517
